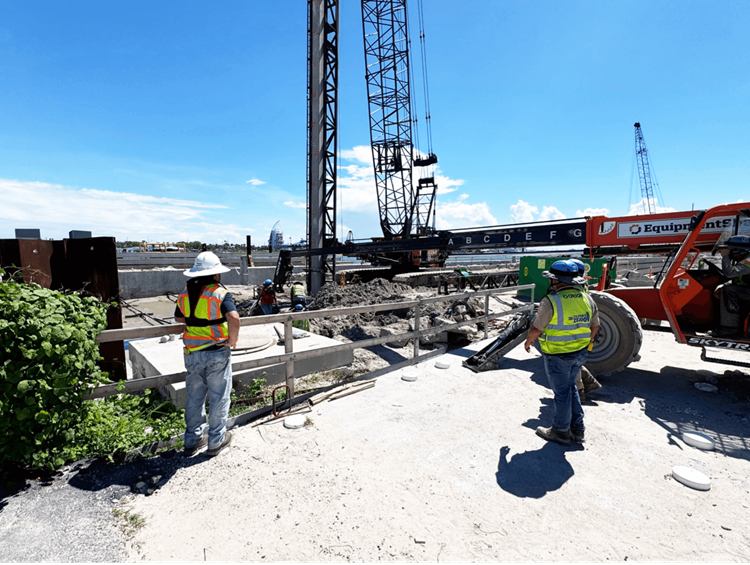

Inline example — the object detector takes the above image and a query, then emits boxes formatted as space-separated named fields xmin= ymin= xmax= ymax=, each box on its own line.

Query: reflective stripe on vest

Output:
xmin=177 ymin=284 xmax=229 ymax=352
xmin=539 ymin=288 xmax=593 ymax=355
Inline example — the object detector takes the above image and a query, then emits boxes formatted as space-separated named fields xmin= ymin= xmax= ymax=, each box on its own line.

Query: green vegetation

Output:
xmin=0 ymin=268 xmax=184 ymax=471
xmin=228 ymin=377 xmax=268 ymax=418
xmin=113 ymin=507 xmax=146 ymax=534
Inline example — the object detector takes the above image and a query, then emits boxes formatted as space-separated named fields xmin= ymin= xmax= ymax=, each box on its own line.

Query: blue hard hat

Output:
xmin=264 ymin=279 xmax=273 ymax=286
xmin=543 ymin=260 xmax=586 ymax=285
xmin=294 ymin=304 xmax=304 ymax=311
xmin=723 ymin=235 xmax=750 ymax=253
xmin=569 ymin=258 xmax=586 ymax=275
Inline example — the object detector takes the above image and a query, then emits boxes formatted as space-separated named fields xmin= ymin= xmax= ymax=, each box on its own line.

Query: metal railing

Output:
xmin=87 ymin=284 xmax=535 ymax=401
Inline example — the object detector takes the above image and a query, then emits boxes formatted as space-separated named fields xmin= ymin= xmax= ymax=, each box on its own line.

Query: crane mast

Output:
xmin=633 ymin=122 xmax=658 ymax=215
xmin=307 ymin=0 xmax=339 ymax=295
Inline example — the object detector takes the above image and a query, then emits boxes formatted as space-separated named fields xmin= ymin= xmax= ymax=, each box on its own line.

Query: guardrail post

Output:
xmin=240 ymin=255 xmax=248 ymax=285
xmin=284 ymin=318 xmax=294 ymax=406
xmin=484 ymin=294 xmax=490 ymax=339
xmin=413 ymin=302 xmax=421 ymax=359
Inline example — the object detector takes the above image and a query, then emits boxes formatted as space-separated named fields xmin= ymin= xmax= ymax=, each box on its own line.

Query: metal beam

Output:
xmin=308 ymin=0 xmax=339 ymax=296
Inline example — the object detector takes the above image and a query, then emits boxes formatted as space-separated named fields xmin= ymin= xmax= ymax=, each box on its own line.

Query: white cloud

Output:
xmin=284 ymin=201 xmax=306 ymax=209
xmin=457 ymin=194 xmax=469 ymax=201
xmin=576 ymin=207 xmax=610 ymax=217
xmin=0 ymin=178 xmax=256 ymax=242
xmin=246 ymin=178 xmax=266 ymax=185
xmin=627 ymin=198 xmax=676 ymax=216
xmin=340 ymin=145 xmax=372 ymax=164
xmin=433 ymin=173 xmax=464 ymax=195
xmin=539 ymin=206 xmax=566 ymax=221
xmin=435 ymin=201 xmax=497 ymax=230
xmin=509 ymin=200 xmax=538 ymax=223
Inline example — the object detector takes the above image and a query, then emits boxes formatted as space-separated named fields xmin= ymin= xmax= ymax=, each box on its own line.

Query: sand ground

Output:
xmin=122 ymin=330 xmax=750 ymax=562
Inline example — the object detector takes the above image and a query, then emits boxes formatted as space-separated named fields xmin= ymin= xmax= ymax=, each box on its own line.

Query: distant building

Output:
xmin=269 ymin=221 xmax=284 ymax=252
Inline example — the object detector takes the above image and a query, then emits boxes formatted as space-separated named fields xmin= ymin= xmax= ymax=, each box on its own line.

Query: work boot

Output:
xmin=581 ymin=367 xmax=602 ymax=395
xmin=570 ymin=426 xmax=585 ymax=444
xmin=535 ymin=426 xmax=571 ymax=445
xmin=708 ymin=327 xmax=741 ymax=338
xmin=183 ymin=434 xmax=208 ymax=457
xmin=207 ymin=431 xmax=233 ymax=457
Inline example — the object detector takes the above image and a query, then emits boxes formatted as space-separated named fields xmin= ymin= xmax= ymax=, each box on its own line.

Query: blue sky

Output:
xmin=1 ymin=0 xmax=748 ymax=244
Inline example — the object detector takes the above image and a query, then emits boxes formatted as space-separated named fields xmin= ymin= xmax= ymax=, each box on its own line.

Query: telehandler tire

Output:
xmin=586 ymin=291 xmax=643 ymax=376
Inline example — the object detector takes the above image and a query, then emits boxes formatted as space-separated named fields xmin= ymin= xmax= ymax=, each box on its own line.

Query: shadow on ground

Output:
xmin=0 ymin=446 xmax=219 ymax=512
xmin=495 ymin=443 xmax=576 ymax=498
xmin=496 ymin=356 xmax=750 ymax=463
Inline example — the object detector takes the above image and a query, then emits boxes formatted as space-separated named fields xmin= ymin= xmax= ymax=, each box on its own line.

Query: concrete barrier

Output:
xmin=119 ymin=266 xmax=277 ymax=299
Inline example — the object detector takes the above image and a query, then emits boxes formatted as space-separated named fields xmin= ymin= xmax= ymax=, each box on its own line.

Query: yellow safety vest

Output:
xmin=292 ymin=318 xmax=310 ymax=332
xmin=539 ymin=287 xmax=593 ymax=355
xmin=177 ymin=284 xmax=229 ymax=352
xmin=734 ymin=257 xmax=750 ymax=286
xmin=291 ymin=284 xmax=305 ymax=298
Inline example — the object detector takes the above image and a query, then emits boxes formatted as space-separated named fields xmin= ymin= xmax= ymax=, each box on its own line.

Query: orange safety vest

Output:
xmin=177 ymin=284 xmax=229 ymax=352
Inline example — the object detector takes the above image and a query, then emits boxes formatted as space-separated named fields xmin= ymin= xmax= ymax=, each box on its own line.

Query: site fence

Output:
xmin=88 ymin=284 xmax=536 ymax=404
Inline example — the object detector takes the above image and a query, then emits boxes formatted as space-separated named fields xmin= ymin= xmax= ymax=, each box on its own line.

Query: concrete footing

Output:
xmin=128 ymin=327 xmax=354 ymax=409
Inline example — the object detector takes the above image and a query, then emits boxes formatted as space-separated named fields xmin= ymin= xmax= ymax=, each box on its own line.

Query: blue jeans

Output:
xmin=184 ymin=347 xmax=233 ymax=450
xmin=260 ymin=304 xmax=275 ymax=315
xmin=542 ymin=347 xmax=588 ymax=433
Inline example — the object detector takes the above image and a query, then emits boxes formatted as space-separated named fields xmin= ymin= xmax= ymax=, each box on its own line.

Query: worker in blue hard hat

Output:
xmin=709 ymin=235 xmax=750 ymax=338
xmin=258 ymin=279 xmax=277 ymax=315
xmin=524 ymin=259 xmax=600 ymax=445
xmin=292 ymin=303 xmax=310 ymax=332
xmin=291 ymin=281 xmax=307 ymax=308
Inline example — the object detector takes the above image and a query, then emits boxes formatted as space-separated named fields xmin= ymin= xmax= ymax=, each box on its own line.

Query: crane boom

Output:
xmin=362 ymin=0 xmax=435 ymax=238
xmin=634 ymin=122 xmax=658 ymax=214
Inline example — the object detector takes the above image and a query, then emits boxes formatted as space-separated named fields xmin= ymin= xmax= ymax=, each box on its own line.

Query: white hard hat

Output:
xmin=183 ymin=251 xmax=231 ymax=278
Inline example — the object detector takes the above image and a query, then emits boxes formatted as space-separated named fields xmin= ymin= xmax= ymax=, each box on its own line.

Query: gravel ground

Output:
xmin=121 ymin=330 xmax=750 ymax=562
xmin=2 ymin=297 xmax=749 ymax=561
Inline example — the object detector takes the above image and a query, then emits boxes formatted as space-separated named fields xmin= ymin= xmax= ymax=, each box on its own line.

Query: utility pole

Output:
xmin=307 ymin=0 xmax=339 ymax=296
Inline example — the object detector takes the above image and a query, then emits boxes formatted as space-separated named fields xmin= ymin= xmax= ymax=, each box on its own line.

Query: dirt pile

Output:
xmin=306 ymin=278 xmax=501 ymax=346
xmin=309 ymin=278 xmax=414 ymax=310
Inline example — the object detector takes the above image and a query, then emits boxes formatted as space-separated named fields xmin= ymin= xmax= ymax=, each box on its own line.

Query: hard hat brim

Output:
xmin=183 ymin=264 xmax=232 ymax=278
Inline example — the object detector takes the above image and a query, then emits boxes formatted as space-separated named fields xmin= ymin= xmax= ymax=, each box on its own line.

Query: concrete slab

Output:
xmin=128 ymin=327 xmax=354 ymax=408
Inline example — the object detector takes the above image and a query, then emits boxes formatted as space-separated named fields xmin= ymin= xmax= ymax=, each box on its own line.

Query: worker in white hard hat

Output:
xmin=174 ymin=251 xmax=240 ymax=457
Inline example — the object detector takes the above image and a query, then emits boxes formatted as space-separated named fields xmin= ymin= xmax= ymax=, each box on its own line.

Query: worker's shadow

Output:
xmin=65 ymin=448 xmax=207 ymax=497
xmin=495 ymin=444 xmax=574 ymax=498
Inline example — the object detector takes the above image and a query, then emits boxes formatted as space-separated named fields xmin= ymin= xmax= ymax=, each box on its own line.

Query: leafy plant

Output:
xmin=77 ymin=389 xmax=184 ymax=463
xmin=0 ymin=269 xmax=185 ymax=470
xmin=0 ymin=268 xmax=110 ymax=470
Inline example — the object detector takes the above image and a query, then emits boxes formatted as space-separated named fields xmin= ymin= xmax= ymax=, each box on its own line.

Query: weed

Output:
xmin=112 ymin=507 xmax=146 ymax=535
